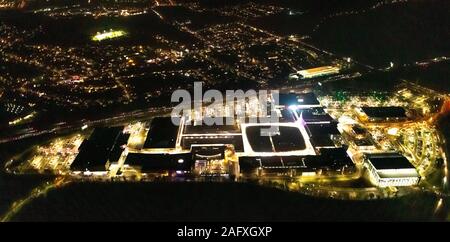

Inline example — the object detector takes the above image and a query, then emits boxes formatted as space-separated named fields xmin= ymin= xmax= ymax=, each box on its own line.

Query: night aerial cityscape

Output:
xmin=0 ymin=0 xmax=449 ymax=228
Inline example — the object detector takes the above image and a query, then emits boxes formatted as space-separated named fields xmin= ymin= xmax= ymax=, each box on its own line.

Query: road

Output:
xmin=0 ymin=106 xmax=172 ymax=144
xmin=0 ymin=177 xmax=69 ymax=222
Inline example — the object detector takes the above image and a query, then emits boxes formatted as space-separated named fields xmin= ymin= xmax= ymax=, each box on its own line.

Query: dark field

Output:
xmin=0 ymin=173 xmax=51 ymax=218
xmin=399 ymin=61 xmax=450 ymax=93
xmin=155 ymin=5 xmax=236 ymax=30
xmin=0 ymin=137 xmax=54 ymax=218
xmin=309 ymin=0 xmax=450 ymax=67
xmin=0 ymin=11 xmax=198 ymax=46
xmin=9 ymin=181 xmax=445 ymax=221
xmin=250 ymin=0 xmax=450 ymax=68
xmin=319 ymin=61 xmax=450 ymax=94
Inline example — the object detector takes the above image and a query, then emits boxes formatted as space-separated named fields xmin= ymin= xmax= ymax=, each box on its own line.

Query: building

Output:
xmin=357 ymin=106 xmax=408 ymax=122
xmin=241 ymin=123 xmax=316 ymax=156
xmin=124 ymin=152 xmax=193 ymax=175
xmin=71 ymin=126 xmax=126 ymax=174
xmin=353 ymin=138 xmax=376 ymax=151
xmin=239 ymin=147 xmax=355 ymax=177
xmin=181 ymin=118 xmax=244 ymax=152
xmin=305 ymin=122 xmax=340 ymax=149
xmin=191 ymin=145 xmax=230 ymax=176
xmin=111 ymin=90 xmax=356 ymax=179
xmin=143 ymin=117 xmax=179 ymax=149
xmin=364 ymin=153 xmax=420 ymax=187
xmin=343 ymin=124 xmax=377 ymax=151
xmin=294 ymin=66 xmax=340 ymax=79
xmin=295 ymin=107 xmax=334 ymax=124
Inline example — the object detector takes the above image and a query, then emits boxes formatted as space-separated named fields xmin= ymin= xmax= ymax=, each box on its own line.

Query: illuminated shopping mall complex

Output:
xmin=11 ymin=85 xmax=447 ymax=198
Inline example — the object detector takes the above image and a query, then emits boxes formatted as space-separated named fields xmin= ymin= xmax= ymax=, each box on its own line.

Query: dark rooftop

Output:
xmin=109 ymin=133 xmax=130 ymax=163
xmin=305 ymin=123 xmax=340 ymax=137
xmin=354 ymin=138 xmax=375 ymax=147
xmin=239 ymin=148 xmax=354 ymax=173
xmin=245 ymin=125 xmax=306 ymax=152
xmin=278 ymin=109 xmax=296 ymax=123
xmin=352 ymin=125 xmax=368 ymax=135
xmin=366 ymin=153 xmax=415 ymax=170
xmin=310 ymin=135 xmax=335 ymax=148
xmin=125 ymin=152 xmax=193 ymax=172
xmin=297 ymin=108 xmax=334 ymax=123
xmin=71 ymin=126 xmax=124 ymax=171
xmin=184 ymin=118 xmax=240 ymax=134
xmin=312 ymin=148 xmax=354 ymax=169
xmin=361 ymin=106 xmax=407 ymax=119
xmin=144 ymin=117 xmax=179 ymax=149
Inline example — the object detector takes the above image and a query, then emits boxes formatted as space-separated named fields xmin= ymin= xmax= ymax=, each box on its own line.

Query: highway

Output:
xmin=0 ymin=106 xmax=172 ymax=144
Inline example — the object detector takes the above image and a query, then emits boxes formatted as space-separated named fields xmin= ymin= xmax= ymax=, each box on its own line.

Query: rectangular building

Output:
xmin=364 ymin=153 xmax=420 ymax=187
xmin=358 ymin=106 xmax=408 ymax=122
xmin=71 ymin=126 xmax=124 ymax=172
xmin=296 ymin=66 xmax=340 ymax=79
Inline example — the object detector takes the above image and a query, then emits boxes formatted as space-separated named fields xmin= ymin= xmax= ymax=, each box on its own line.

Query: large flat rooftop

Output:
xmin=366 ymin=153 xmax=415 ymax=170
xmin=143 ymin=117 xmax=179 ymax=149
xmin=183 ymin=120 xmax=240 ymax=135
xmin=296 ymin=108 xmax=334 ymax=123
xmin=71 ymin=126 xmax=124 ymax=171
xmin=245 ymin=125 xmax=306 ymax=152
xmin=125 ymin=152 xmax=193 ymax=172
xmin=241 ymin=123 xmax=316 ymax=156
xmin=360 ymin=106 xmax=407 ymax=120
xmin=239 ymin=148 xmax=354 ymax=173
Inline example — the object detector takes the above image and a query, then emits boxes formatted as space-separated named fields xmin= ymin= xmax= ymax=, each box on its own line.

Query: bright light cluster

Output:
xmin=92 ymin=30 xmax=126 ymax=42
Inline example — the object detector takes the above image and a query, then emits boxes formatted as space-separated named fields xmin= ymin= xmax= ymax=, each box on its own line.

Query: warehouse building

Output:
xmin=357 ymin=106 xmax=408 ymax=122
xmin=364 ymin=153 xmax=420 ymax=187
xmin=71 ymin=126 xmax=126 ymax=174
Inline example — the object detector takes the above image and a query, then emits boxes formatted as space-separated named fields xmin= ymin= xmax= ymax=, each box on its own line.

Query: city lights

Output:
xmin=0 ymin=0 xmax=449 ymax=223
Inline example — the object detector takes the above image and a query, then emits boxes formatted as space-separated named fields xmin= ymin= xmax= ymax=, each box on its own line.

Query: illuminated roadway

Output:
xmin=0 ymin=106 xmax=172 ymax=144
xmin=0 ymin=177 xmax=69 ymax=222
